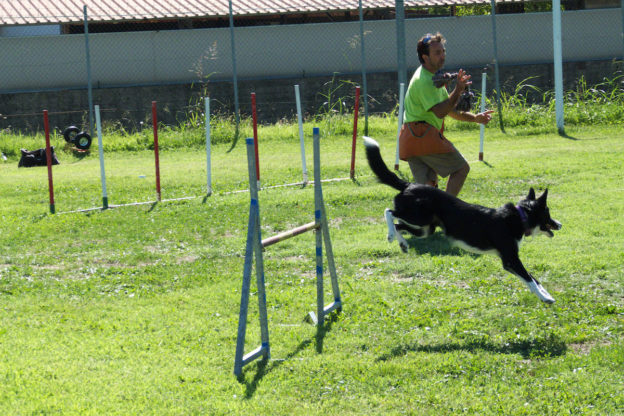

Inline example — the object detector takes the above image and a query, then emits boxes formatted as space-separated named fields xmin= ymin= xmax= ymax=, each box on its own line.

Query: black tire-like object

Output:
xmin=73 ymin=132 xmax=92 ymax=150
xmin=63 ymin=126 xmax=81 ymax=143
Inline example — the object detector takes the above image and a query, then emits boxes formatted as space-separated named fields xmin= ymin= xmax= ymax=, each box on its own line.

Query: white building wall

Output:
xmin=0 ymin=9 xmax=620 ymax=92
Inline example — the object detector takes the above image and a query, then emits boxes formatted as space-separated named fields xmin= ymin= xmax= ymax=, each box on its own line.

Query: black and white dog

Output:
xmin=363 ymin=136 xmax=562 ymax=304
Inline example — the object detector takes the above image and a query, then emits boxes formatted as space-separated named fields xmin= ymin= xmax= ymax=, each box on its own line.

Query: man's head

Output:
xmin=418 ymin=32 xmax=446 ymax=73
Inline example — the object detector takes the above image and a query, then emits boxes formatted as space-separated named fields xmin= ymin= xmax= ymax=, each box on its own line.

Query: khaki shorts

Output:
xmin=407 ymin=149 xmax=467 ymax=184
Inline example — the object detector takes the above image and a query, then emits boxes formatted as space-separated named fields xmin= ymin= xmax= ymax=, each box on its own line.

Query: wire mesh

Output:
xmin=0 ymin=1 xmax=621 ymax=134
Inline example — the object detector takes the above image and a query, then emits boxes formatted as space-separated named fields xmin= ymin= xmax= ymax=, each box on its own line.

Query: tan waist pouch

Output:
xmin=399 ymin=121 xmax=455 ymax=160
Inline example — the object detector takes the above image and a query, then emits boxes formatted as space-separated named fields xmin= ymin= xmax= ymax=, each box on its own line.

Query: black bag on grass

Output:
xmin=18 ymin=147 xmax=60 ymax=168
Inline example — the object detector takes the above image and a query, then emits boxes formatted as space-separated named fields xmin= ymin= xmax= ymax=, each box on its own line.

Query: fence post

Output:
xmin=552 ymin=0 xmax=565 ymax=135
xmin=395 ymin=0 xmax=407 ymax=94
xmin=228 ymin=0 xmax=240 ymax=131
xmin=489 ymin=0 xmax=505 ymax=133
xmin=83 ymin=6 xmax=94 ymax=139
xmin=358 ymin=0 xmax=369 ymax=136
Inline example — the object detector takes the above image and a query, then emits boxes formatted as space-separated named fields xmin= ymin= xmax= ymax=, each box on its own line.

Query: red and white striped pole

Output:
xmin=350 ymin=85 xmax=360 ymax=179
xmin=43 ymin=110 xmax=55 ymax=214
xmin=251 ymin=92 xmax=260 ymax=186
xmin=152 ymin=101 xmax=161 ymax=201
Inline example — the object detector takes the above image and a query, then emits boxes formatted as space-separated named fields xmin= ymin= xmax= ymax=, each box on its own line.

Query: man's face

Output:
xmin=423 ymin=41 xmax=446 ymax=72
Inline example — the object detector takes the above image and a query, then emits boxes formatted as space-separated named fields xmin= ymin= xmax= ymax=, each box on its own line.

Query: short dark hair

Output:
xmin=417 ymin=32 xmax=446 ymax=64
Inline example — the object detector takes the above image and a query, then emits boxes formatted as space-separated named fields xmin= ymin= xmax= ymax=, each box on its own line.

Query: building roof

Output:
xmin=0 ymin=0 xmax=518 ymax=26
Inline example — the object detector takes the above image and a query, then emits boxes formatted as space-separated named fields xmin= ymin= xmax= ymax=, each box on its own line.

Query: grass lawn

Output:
xmin=0 ymin=121 xmax=623 ymax=415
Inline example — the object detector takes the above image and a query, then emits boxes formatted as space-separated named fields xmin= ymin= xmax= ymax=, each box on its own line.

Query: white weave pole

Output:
xmin=394 ymin=82 xmax=405 ymax=170
xmin=479 ymin=72 xmax=486 ymax=161
xmin=294 ymin=85 xmax=308 ymax=184
xmin=95 ymin=105 xmax=108 ymax=209
xmin=205 ymin=97 xmax=212 ymax=196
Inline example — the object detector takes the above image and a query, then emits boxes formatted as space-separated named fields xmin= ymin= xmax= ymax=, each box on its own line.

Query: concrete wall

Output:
xmin=2 ymin=58 xmax=621 ymax=134
xmin=0 ymin=9 xmax=621 ymax=132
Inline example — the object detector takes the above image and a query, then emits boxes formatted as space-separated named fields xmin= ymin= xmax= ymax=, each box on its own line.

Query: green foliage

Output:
xmin=416 ymin=2 xmax=554 ymax=17
xmin=455 ymin=5 xmax=491 ymax=16
xmin=446 ymin=72 xmax=624 ymax=133
xmin=4 ymin=74 xmax=623 ymax=161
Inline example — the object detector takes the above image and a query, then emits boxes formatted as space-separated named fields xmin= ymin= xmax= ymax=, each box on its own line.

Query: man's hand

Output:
xmin=429 ymin=69 xmax=474 ymax=119
xmin=474 ymin=110 xmax=495 ymax=125
xmin=455 ymin=69 xmax=472 ymax=92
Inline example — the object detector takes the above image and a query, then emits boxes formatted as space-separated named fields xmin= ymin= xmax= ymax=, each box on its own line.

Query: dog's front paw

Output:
xmin=537 ymin=284 xmax=555 ymax=304
xmin=527 ymin=281 xmax=555 ymax=304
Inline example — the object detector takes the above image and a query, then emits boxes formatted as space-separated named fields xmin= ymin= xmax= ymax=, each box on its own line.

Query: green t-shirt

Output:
xmin=403 ymin=66 xmax=449 ymax=130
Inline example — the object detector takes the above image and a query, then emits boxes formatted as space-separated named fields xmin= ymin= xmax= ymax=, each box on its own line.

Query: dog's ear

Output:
xmin=527 ymin=188 xmax=536 ymax=200
xmin=537 ymin=188 xmax=549 ymax=205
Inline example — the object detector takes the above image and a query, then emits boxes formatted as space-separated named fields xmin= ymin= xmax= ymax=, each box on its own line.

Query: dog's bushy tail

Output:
xmin=363 ymin=136 xmax=409 ymax=192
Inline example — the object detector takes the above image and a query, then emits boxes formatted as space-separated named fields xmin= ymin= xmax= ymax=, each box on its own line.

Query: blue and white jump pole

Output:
xmin=234 ymin=128 xmax=342 ymax=376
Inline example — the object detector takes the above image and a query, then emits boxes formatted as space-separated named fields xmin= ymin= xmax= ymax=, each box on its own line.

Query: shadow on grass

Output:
xmin=406 ymin=232 xmax=470 ymax=258
xmin=226 ymin=125 xmax=241 ymax=153
xmin=376 ymin=332 xmax=567 ymax=362
xmin=560 ymin=132 xmax=579 ymax=141
xmin=237 ymin=311 xmax=340 ymax=399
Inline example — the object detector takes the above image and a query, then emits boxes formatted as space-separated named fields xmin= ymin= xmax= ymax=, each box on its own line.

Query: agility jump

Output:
xmin=234 ymin=127 xmax=342 ymax=376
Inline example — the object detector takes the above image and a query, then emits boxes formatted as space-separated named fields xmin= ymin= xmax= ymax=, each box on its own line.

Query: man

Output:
xmin=399 ymin=32 xmax=494 ymax=196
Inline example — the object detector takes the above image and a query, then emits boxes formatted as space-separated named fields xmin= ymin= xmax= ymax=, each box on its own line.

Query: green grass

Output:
xmin=0 ymin=117 xmax=623 ymax=414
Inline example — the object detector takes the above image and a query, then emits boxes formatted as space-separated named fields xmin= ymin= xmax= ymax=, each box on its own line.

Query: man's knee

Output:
xmin=456 ymin=162 xmax=470 ymax=177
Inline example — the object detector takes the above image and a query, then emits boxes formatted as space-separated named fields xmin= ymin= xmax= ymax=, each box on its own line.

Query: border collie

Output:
xmin=363 ymin=136 xmax=562 ymax=304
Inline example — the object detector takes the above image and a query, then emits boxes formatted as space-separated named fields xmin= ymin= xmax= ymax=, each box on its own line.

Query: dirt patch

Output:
xmin=176 ymin=255 xmax=199 ymax=264
xmin=568 ymin=340 xmax=613 ymax=355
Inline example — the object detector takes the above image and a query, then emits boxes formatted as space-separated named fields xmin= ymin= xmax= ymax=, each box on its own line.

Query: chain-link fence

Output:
xmin=0 ymin=1 xmax=622 ymax=135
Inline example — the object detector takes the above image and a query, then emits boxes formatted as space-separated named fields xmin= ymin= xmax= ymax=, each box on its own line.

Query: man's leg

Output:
xmin=445 ymin=163 xmax=470 ymax=196
xmin=407 ymin=157 xmax=438 ymax=187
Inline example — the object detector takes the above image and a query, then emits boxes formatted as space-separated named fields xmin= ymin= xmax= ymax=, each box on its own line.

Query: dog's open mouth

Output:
xmin=543 ymin=219 xmax=562 ymax=237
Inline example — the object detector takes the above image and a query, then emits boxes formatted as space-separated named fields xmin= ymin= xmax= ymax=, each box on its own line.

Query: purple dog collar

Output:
xmin=516 ymin=205 xmax=531 ymax=236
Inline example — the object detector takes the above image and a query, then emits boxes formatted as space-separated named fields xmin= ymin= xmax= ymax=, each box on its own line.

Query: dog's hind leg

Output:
xmin=385 ymin=208 xmax=397 ymax=242
xmin=396 ymin=221 xmax=436 ymax=238
xmin=384 ymin=209 xmax=409 ymax=252
xmin=396 ymin=222 xmax=426 ymax=238
xmin=500 ymin=249 xmax=555 ymax=304
xmin=396 ymin=232 xmax=409 ymax=253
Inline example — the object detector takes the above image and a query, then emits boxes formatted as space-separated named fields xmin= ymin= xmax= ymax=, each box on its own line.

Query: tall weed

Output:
xmin=2 ymin=74 xmax=623 ymax=160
